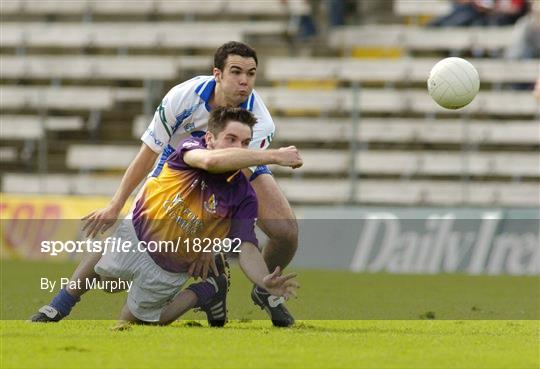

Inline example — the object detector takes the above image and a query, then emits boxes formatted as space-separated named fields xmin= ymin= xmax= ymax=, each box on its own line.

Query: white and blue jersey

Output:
xmin=141 ymin=75 xmax=275 ymax=179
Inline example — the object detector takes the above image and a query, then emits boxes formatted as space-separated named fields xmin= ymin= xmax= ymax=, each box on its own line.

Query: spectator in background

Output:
xmin=429 ymin=0 xmax=528 ymax=27
xmin=428 ymin=0 xmax=493 ymax=27
xmin=504 ymin=0 xmax=540 ymax=59
xmin=328 ymin=0 xmax=346 ymax=27
xmin=282 ymin=0 xmax=317 ymax=42
xmin=488 ymin=0 xmax=529 ymax=26
xmin=281 ymin=0 xmax=350 ymax=44
xmin=504 ymin=1 xmax=538 ymax=90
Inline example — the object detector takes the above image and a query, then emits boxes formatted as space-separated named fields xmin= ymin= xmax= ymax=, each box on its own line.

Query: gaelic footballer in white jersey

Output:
xmin=142 ymin=75 xmax=275 ymax=178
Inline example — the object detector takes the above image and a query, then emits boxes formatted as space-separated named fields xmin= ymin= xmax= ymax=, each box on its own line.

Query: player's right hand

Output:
xmin=81 ymin=203 xmax=121 ymax=238
xmin=276 ymin=146 xmax=303 ymax=169
xmin=187 ymin=252 xmax=219 ymax=281
xmin=262 ymin=266 xmax=299 ymax=300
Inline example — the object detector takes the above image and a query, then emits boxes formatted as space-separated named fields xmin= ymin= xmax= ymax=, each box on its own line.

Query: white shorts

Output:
xmin=94 ymin=220 xmax=188 ymax=322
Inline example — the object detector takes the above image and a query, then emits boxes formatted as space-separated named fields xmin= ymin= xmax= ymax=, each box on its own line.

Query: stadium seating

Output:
xmin=265 ymin=58 xmax=540 ymax=84
xmin=277 ymin=178 xmax=539 ymax=206
xmin=271 ymin=150 xmax=540 ymax=178
xmin=0 ymin=55 xmax=213 ymax=83
xmin=0 ymin=86 xmax=147 ymax=111
xmin=1 ymin=0 xmax=88 ymax=15
xmin=0 ymin=174 xmax=432 ymax=204
xmin=0 ymin=86 xmax=114 ymax=110
xmin=257 ymin=88 xmax=539 ymax=116
xmin=132 ymin=115 xmax=152 ymax=138
xmin=272 ymin=118 xmax=540 ymax=145
xmin=0 ymin=148 xmax=18 ymax=163
xmin=1 ymin=56 xmax=178 ymax=80
xmin=1 ymin=21 xmax=285 ymax=50
xmin=329 ymin=25 xmax=516 ymax=53
xmin=66 ymin=145 xmax=139 ymax=170
xmin=393 ymin=0 xmax=450 ymax=17
xmin=60 ymin=139 xmax=540 ymax=179
xmin=1 ymin=173 xmax=125 ymax=195
xmin=1 ymin=0 xmax=289 ymax=17
xmin=1 ymin=2 xmax=538 ymax=209
xmin=0 ymin=116 xmax=44 ymax=140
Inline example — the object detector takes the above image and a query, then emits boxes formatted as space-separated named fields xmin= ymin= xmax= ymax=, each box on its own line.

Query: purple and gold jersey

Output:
xmin=132 ymin=137 xmax=258 ymax=273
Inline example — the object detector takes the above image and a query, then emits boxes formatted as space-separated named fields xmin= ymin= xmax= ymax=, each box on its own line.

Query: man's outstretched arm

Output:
xmin=184 ymin=146 xmax=302 ymax=173
xmin=82 ymin=143 xmax=159 ymax=238
xmin=238 ymin=242 xmax=299 ymax=299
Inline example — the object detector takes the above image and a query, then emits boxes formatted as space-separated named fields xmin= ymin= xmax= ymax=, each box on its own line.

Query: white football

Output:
xmin=427 ymin=57 xmax=480 ymax=110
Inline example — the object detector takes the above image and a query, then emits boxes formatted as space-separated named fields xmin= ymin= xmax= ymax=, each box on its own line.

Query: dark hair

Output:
xmin=208 ymin=107 xmax=257 ymax=135
xmin=213 ymin=41 xmax=258 ymax=71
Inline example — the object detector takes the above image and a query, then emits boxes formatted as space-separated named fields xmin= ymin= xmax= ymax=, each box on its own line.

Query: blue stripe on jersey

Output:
xmin=239 ymin=95 xmax=249 ymax=110
xmin=151 ymin=144 xmax=175 ymax=177
xmin=239 ymin=93 xmax=255 ymax=112
xmin=248 ymin=93 xmax=255 ymax=111
xmin=195 ymin=79 xmax=207 ymax=94
xmin=198 ymin=79 xmax=215 ymax=103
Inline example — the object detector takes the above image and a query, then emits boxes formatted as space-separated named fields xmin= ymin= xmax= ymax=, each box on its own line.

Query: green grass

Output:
xmin=2 ymin=320 xmax=539 ymax=369
xmin=1 ymin=260 xmax=539 ymax=369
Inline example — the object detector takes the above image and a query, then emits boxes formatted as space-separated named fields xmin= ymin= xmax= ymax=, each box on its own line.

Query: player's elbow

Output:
xmin=187 ymin=152 xmax=220 ymax=171
xmin=200 ymin=155 xmax=221 ymax=171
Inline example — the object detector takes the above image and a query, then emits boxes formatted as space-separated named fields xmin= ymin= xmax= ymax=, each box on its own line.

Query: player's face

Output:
xmin=214 ymin=55 xmax=257 ymax=106
xmin=206 ymin=121 xmax=252 ymax=150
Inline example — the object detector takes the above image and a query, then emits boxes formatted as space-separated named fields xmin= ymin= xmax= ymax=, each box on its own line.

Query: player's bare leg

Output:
xmin=250 ymin=174 xmax=298 ymax=270
xmin=115 ymin=272 xmax=227 ymax=328
xmin=123 ymin=273 xmax=227 ymax=327
xmin=249 ymin=172 xmax=298 ymax=327
xmin=158 ymin=290 xmax=199 ymax=325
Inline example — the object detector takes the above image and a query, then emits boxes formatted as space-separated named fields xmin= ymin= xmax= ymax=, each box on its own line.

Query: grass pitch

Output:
xmin=1 ymin=260 xmax=539 ymax=369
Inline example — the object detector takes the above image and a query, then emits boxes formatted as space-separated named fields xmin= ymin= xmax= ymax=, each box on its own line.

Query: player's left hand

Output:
xmin=262 ymin=266 xmax=299 ymax=299
xmin=188 ymin=252 xmax=218 ymax=280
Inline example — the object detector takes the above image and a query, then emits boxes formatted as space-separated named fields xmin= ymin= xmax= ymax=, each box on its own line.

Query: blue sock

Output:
xmin=186 ymin=281 xmax=217 ymax=307
xmin=50 ymin=288 xmax=80 ymax=317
